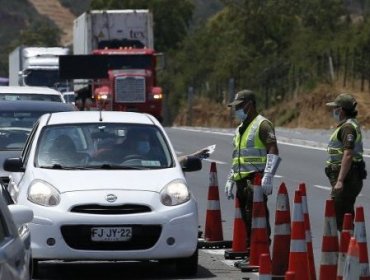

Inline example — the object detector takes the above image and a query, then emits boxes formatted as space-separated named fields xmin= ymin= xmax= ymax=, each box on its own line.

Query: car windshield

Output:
xmin=24 ymin=69 xmax=60 ymax=88
xmin=36 ymin=123 xmax=174 ymax=169
xmin=0 ymin=112 xmax=41 ymax=150
xmin=0 ymin=93 xmax=62 ymax=102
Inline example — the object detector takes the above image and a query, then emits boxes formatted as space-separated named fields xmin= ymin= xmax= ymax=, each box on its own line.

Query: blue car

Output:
xmin=0 ymin=192 xmax=33 ymax=280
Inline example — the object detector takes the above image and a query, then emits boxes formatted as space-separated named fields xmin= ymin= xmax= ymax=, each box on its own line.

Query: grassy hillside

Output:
xmin=0 ymin=0 xmax=44 ymax=76
xmin=59 ymin=0 xmax=91 ymax=16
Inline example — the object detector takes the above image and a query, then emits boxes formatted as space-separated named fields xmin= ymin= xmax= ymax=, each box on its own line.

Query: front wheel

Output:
xmin=175 ymin=249 xmax=198 ymax=276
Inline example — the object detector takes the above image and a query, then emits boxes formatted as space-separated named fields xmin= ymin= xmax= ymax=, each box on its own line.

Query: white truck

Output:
xmin=9 ymin=46 xmax=70 ymax=91
xmin=73 ymin=10 xmax=154 ymax=54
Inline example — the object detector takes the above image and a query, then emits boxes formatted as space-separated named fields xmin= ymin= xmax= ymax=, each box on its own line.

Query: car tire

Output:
xmin=32 ymin=259 xmax=39 ymax=278
xmin=175 ymin=249 xmax=198 ymax=276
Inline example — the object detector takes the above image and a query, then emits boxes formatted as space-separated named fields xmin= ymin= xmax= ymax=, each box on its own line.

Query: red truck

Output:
xmin=59 ymin=10 xmax=163 ymax=121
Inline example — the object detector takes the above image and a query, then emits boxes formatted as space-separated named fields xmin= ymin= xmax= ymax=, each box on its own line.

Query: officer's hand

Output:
xmin=261 ymin=173 xmax=273 ymax=195
xmin=189 ymin=148 xmax=209 ymax=160
xmin=224 ymin=179 xmax=235 ymax=200
xmin=334 ymin=181 xmax=344 ymax=191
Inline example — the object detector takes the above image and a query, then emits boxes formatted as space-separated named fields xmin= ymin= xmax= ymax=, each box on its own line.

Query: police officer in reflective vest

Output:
xmin=224 ymin=89 xmax=281 ymax=251
xmin=325 ymin=93 xmax=367 ymax=230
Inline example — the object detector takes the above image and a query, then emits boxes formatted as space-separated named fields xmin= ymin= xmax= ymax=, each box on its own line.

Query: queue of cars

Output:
xmin=0 ymin=86 xmax=77 ymax=279
xmin=0 ymin=86 xmax=202 ymax=278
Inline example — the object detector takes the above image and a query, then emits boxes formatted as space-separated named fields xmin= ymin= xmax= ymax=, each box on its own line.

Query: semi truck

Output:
xmin=59 ymin=10 xmax=163 ymax=120
xmin=9 ymin=46 xmax=70 ymax=91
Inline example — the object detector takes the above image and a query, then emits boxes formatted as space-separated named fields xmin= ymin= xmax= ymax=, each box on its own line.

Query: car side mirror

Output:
xmin=181 ymin=156 xmax=202 ymax=172
xmin=3 ymin=157 xmax=24 ymax=172
xmin=8 ymin=205 xmax=33 ymax=227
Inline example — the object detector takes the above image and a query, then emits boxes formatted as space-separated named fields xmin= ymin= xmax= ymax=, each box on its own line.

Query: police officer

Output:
xmin=325 ymin=93 xmax=366 ymax=230
xmin=224 ymin=89 xmax=281 ymax=257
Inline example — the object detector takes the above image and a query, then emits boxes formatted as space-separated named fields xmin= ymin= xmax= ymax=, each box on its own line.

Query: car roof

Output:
xmin=45 ymin=111 xmax=156 ymax=125
xmin=0 ymin=86 xmax=62 ymax=95
xmin=0 ymin=100 xmax=76 ymax=112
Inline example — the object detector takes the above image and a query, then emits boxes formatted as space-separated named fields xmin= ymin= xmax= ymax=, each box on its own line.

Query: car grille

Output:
xmin=61 ymin=225 xmax=162 ymax=250
xmin=70 ymin=204 xmax=152 ymax=215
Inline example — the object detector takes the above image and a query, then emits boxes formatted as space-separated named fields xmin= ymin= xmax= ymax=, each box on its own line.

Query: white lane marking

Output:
xmin=202 ymin=249 xmax=225 ymax=255
xmin=314 ymin=185 xmax=363 ymax=197
xmin=171 ymin=127 xmax=370 ymax=158
xmin=314 ymin=185 xmax=331 ymax=191
xmin=203 ymin=158 xmax=227 ymax=165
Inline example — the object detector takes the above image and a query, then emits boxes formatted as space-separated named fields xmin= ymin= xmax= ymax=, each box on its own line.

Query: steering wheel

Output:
xmin=122 ymin=154 xmax=146 ymax=161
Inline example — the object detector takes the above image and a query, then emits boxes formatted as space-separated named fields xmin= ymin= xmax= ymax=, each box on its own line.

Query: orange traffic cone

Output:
xmin=319 ymin=199 xmax=338 ymax=280
xmin=337 ymin=231 xmax=351 ymax=280
xmin=285 ymin=271 xmax=295 ymax=280
xmin=288 ymin=190 xmax=310 ymax=280
xmin=224 ymin=197 xmax=249 ymax=259
xmin=271 ymin=182 xmax=291 ymax=279
xmin=299 ymin=183 xmax=316 ymax=280
xmin=259 ymin=253 xmax=272 ymax=280
xmin=240 ymin=173 xmax=269 ymax=272
xmin=354 ymin=206 xmax=370 ymax=280
xmin=342 ymin=213 xmax=354 ymax=236
xmin=199 ymin=162 xmax=231 ymax=249
xmin=343 ymin=237 xmax=360 ymax=279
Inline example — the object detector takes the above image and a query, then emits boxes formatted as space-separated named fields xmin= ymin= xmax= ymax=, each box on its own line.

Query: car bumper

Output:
xmin=26 ymin=190 xmax=198 ymax=260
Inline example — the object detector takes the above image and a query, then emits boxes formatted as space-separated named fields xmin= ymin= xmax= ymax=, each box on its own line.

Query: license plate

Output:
xmin=91 ymin=227 xmax=132 ymax=242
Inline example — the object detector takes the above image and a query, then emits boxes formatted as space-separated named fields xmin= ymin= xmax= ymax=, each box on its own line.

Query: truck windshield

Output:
xmin=107 ymin=55 xmax=153 ymax=70
xmin=24 ymin=69 xmax=61 ymax=88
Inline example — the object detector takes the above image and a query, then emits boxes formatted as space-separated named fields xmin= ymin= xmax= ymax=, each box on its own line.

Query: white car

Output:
xmin=4 ymin=111 xmax=201 ymax=277
xmin=0 ymin=86 xmax=65 ymax=103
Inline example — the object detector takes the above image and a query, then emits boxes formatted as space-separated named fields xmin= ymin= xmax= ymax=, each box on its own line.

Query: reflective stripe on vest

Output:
xmin=232 ymin=115 xmax=268 ymax=181
xmin=327 ymin=118 xmax=363 ymax=165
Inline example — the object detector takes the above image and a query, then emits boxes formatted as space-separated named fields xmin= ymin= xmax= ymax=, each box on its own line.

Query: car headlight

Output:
xmin=160 ymin=179 xmax=190 ymax=206
xmin=28 ymin=180 xmax=60 ymax=206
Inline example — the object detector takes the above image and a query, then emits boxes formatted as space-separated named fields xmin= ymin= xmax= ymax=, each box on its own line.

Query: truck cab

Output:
xmin=92 ymin=48 xmax=162 ymax=121
xmin=9 ymin=47 xmax=71 ymax=92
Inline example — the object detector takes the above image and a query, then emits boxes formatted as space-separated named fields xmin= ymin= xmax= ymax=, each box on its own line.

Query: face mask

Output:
xmin=137 ymin=141 xmax=150 ymax=154
xmin=333 ymin=108 xmax=341 ymax=122
xmin=235 ymin=109 xmax=247 ymax=122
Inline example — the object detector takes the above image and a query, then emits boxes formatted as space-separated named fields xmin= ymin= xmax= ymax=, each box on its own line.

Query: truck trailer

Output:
xmin=9 ymin=46 xmax=70 ymax=91
xmin=60 ymin=10 xmax=163 ymax=120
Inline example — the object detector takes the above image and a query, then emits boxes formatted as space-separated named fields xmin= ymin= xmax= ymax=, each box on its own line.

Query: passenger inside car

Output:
xmin=42 ymin=134 xmax=89 ymax=166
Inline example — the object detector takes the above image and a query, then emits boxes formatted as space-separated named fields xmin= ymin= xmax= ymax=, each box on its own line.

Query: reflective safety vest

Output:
xmin=327 ymin=118 xmax=363 ymax=165
xmin=232 ymin=115 xmax=269 ymax=181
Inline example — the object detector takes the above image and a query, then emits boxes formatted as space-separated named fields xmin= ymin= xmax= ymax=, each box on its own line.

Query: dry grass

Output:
xmin=174 ymin=83 xmax=370 ymax=129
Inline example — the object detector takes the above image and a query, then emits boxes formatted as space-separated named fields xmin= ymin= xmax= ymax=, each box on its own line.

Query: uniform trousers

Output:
xmin=235 ymin=173 xmax=271 ymax=248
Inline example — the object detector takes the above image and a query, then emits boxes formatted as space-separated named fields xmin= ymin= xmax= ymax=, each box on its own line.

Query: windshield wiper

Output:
xmin=38 ymin=164 xmax=73 ymax=170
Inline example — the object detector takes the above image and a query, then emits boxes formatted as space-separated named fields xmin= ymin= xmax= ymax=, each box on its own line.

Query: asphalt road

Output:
xmin=33 ymin=126 xmax=370 ymax=279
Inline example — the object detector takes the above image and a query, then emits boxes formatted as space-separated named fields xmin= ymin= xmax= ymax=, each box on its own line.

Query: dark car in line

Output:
xmin=0 ymin=101 xmax=76 ymax=193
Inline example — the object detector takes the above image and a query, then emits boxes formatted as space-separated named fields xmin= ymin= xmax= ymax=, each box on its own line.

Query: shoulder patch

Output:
xmin=268 ymin=131 xmax=276 ymax=140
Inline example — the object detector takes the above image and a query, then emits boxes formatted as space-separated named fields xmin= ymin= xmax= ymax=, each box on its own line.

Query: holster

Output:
xmin=352 ymin=161 xmax=367 ymax=180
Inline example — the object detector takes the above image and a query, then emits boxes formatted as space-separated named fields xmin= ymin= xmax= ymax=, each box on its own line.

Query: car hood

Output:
xmin=31 ymin=168 xmax=185 ymax=193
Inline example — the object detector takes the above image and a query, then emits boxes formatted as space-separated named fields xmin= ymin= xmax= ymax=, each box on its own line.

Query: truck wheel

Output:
xmin=175 ymin=249 xmax=198 ymax=276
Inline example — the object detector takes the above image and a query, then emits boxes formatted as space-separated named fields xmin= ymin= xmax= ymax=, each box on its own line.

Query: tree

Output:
xmin=17 ymin=20 xmax=61 ymax=46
